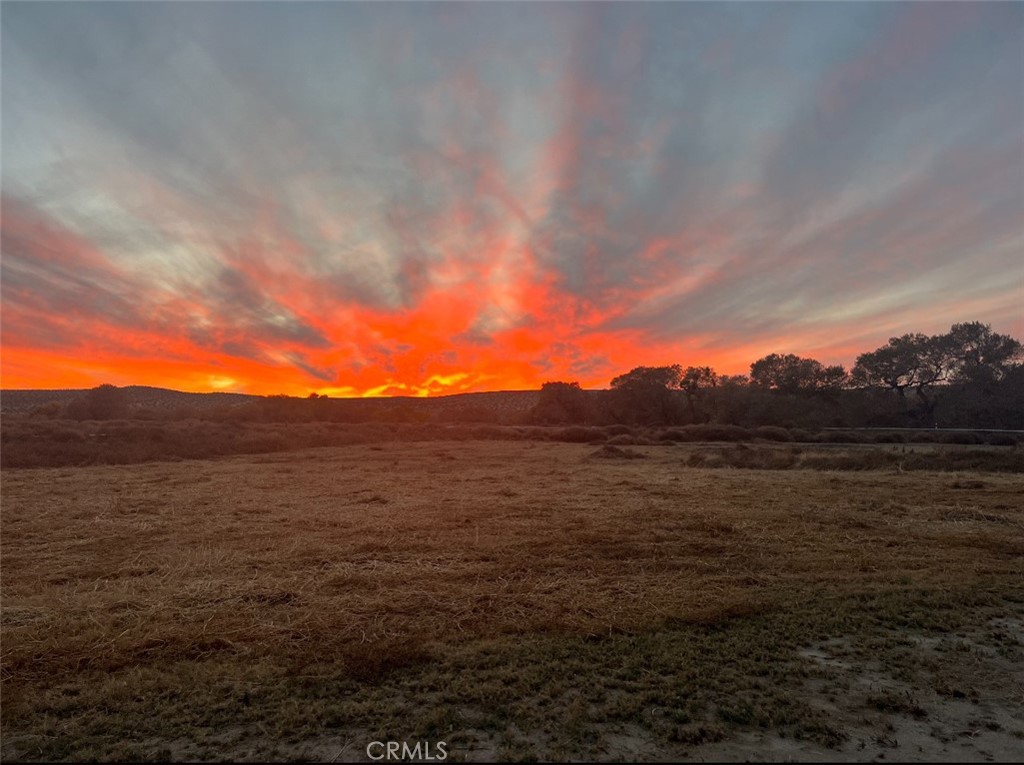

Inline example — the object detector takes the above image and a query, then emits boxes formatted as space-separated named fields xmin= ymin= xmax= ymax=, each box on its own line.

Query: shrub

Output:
xmin=816 ymin=431 xmax=868 ymax=444
xmin=437 ymin=424 xmax=474 ymax=441
xmin=65 ymin=384 xmax=129 ymax=421
xmin=556 ymin=426 xmax=605 ymax=443
xmin=939 ymin=432 xmax=983 ymax=445
xmin=735 ymin=445 xmax=798 ymax=469
xmin=50 ymin=427 xmax=87 ymax=443
xmin=606 ymin=434 xmax=638 ymax=446
xmin=754 ymin=426 xmax=792 ymax=442
xmin=872 ymin=432 xmax=907 ymax=443
xmin=634 ymin=429 xmax=664 ymax=445
xmin=513 ymin=426 xmax=553 ymax=441
xmin=470 ymin=425 xmax=508 ymax=440
xmin=660 ymin=429 xmax=689 ymax=442
xmin=604 ymin=425 xmax=635 ymax=437
xmin=29 ymin=402 xmax=65 ymax=418
xmin=788 ymin=428 xmax=815 ymax=443
xmin=985 ymin=433 xmax=1019 ymax=447
xmin=680 ymin=424 xmax=751 ymax=442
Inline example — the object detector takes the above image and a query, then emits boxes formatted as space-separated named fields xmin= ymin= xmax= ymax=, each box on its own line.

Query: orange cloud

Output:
xmin=3 ymin=4 xmax=1021 ymax=396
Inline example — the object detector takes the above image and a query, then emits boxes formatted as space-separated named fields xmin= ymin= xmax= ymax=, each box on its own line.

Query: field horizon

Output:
xmin=0 ymin=386 xmax=542 ymax=414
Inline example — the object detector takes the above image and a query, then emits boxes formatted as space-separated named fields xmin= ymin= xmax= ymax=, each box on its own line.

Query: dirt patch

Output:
xmin=777 ymin=617 xmax=1024 ymax=763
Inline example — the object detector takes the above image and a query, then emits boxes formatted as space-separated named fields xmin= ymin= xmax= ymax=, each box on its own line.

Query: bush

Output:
xmin=604 ymin=425 xmax=635 ymax=437
xmin=65 ymin=385 xmax=129 ymax=421
xmin=754 ymin=426 xmax=792 ymax=442
xmin=29 ymin=402 xmax=65 ymax=418
xmin=556 ymin=426 xmax=605 ymax=443
xmin=985 ymin=433 xmax=1019 ymax=447
xmin=660 ymin=429 xmax=689 ymax=442
xmin=606 ymin=434 xmax=638 ymax=446
xmin=513 ymin=426 xmax=553 ymax=441
xmin=816 ymin=431 xmax=868 ymax=444
xmin=679 ymin=424 xmax=751 ymax=442
xmin=788 ymin=428 xmax=815 ymax=443
xmin=470 ymin=425 xmax=508 ymax=440
xmin=939 ymin=432 xmax=983 ymax=445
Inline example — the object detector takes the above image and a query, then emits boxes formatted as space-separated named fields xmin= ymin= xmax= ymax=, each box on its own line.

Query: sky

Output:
xmin=2 ymin=2 xmax=1022 ymax=397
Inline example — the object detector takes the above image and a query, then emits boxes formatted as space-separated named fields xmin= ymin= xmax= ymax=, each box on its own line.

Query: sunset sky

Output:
xmin=2 ymin=2 xmax=1022 ymax=397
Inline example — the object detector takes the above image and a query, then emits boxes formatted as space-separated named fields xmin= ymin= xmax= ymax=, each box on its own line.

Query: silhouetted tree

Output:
xmin=944 ymin=321 xmax=1022 ymax=386
xmin=680 ymin=366 xmax=718 ymax=423
xmin=750 ymin=354 xmax=846 ymax=393
xmin=610 ymin=365 xmax=684 ymax=424
xmin=719 ymin=374 xmax=749 ymax=387
xmin=610 ymin=365 xmax=683 ymax=391
xmin=532 ymin=381 xmax=588 ymax=424
xmin=852 ymin=333 xmax=952 ymax=420
xmin=66 ymin=384 xmax=129 ymax=420
xmin=817 ymin=364 xmax=849 ymax=391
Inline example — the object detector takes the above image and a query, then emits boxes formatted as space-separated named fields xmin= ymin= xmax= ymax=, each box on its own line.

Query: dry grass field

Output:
xmin=2 ymin=440 xmax=1023 ymax=762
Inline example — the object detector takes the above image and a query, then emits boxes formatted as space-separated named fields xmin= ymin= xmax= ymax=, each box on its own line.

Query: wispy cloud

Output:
xmin=2 ymin=3 xmax=1021 ymax=394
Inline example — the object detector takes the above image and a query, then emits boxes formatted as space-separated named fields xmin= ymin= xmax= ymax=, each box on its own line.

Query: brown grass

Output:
xmin=4 ymin=415 xmax=1020 ymax=469
xmin=2 ymin=441 xmax=1022 ymax=761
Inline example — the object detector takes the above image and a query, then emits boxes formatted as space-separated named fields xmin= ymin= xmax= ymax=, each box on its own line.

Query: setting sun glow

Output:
xmin=2 ymin=3 xmax=1021 ymax=395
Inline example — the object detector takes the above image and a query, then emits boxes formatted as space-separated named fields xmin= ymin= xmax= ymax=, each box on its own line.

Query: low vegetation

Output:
xmin=2 ymin=416 xmax=1020 ymax=469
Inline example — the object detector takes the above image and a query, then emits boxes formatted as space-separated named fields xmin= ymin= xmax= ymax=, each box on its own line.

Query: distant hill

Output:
xmin=0 ymin=386 xmax=259 ymax=414
xmin=0 ymin=386 xmax=541 ymax=416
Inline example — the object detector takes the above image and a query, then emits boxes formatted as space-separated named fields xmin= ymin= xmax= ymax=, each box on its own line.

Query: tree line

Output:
xmin=533 ymin=321 xmax=1023 ymax=430
xmin=44 ymin=320 xmax=1021 ymax=431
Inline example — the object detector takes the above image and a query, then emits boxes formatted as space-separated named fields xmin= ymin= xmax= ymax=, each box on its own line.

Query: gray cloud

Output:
xmin=2 ymin=2 xmax=1021 ymax=388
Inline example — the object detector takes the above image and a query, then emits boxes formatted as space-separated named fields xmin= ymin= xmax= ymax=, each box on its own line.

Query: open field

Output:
xmin=2 ymin=441 xmax=1023 ymax=762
